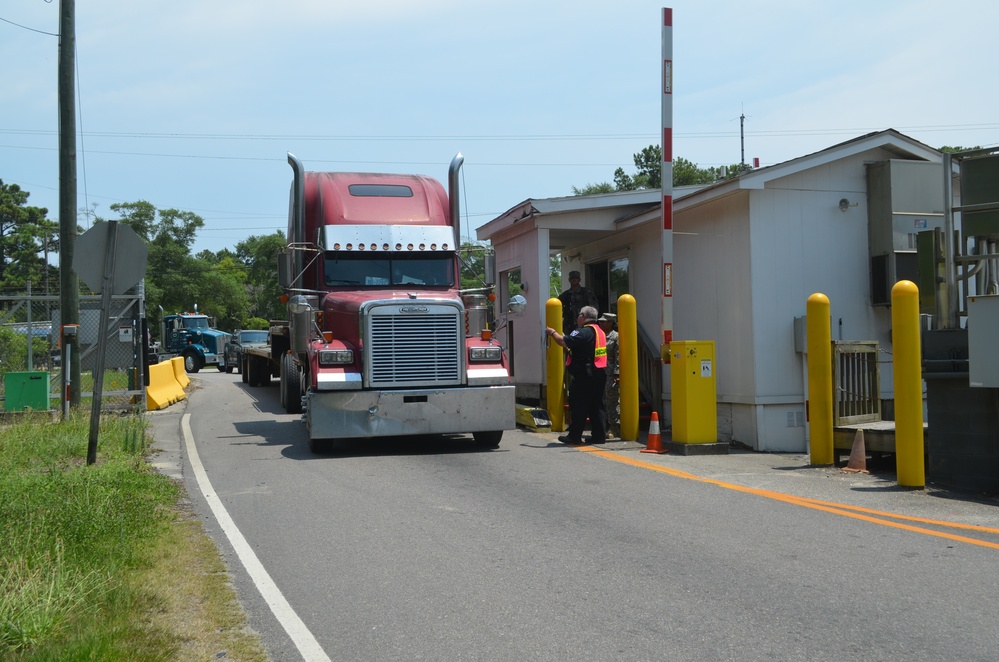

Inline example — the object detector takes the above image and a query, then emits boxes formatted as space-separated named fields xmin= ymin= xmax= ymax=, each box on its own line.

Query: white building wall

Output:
xmin=671 ymin=193 xmax=755 ymax=439
xmin=491 ymin=224 xmax=546 ymax=396
xmin=743 ymin=148 xmax=906 ymax=450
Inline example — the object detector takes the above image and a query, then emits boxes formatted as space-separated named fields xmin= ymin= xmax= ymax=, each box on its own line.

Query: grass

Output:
xmin=0 ymin=411 xmax=269 ymax=661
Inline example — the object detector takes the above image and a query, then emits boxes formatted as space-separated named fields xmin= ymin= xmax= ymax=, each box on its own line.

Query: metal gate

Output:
xmin=0 ymin=292 xmax=146 ymax=413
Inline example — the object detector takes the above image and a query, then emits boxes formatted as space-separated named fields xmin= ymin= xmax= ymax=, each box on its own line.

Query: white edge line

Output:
xmin=181 ymin=413 xmax=331 ymax=662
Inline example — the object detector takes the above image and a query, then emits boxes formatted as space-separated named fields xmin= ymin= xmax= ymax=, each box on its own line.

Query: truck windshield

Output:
xmin=182 ymin=317 xmax=210 ymax=330
xmin=238 ymin=330 xmax=269 ymax=343
xmin=324 ymin=253 xmax=454 ymax=287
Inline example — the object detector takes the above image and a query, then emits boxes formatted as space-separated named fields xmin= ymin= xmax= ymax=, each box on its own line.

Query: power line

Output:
xmin=2 ymin=122 xmax=998 ymax=142
xmin=0 ymin=15 xmax=58 ymax=37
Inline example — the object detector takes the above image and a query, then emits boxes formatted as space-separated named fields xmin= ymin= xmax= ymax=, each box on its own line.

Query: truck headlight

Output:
xmin=469 ymin=346 xmax=502 ymax=362
xmin=319 ymin=349 xmax=354 ymax=365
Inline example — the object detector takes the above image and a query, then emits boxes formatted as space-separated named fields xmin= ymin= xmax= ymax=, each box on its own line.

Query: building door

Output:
xmin=587 ymin=256 xmax=630 ymax=316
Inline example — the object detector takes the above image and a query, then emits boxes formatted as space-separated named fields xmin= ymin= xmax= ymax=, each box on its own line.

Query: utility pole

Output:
xmin=59 ymin=0 xmax=81 ymax=405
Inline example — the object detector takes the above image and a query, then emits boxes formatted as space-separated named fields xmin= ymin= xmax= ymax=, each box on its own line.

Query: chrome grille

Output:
xmin=367 ymin=306 xmax=462 ymax=387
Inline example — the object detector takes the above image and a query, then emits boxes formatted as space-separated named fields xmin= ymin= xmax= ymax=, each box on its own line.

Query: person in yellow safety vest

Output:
xmin=545 ymin=305 xmax=607 ymax=444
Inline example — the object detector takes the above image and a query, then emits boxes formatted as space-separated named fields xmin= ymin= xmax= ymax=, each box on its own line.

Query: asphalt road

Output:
xmin=149 ymin=371 xmax=999 ymax=661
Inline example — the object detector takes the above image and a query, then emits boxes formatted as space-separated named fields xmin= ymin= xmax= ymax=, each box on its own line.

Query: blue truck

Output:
xmin=158 ymin=309 xmax=231 ymax=373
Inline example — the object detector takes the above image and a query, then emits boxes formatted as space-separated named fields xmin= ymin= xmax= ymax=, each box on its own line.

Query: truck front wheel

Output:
xmin=472 ymin=430 xmax=503 ymax=448
xmin=281 ymin=353 xmax=302 ymax=414
xmin=184 ymin=351 xmax=202 ymax=374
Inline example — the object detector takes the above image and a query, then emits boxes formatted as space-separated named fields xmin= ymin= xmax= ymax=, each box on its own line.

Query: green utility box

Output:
xmin=4 ymin=371 xmax=51 ymax=412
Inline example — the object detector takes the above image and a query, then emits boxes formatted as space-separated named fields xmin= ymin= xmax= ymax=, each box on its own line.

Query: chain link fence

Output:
xmin=0 ymin=292 xmax=146 ymax=413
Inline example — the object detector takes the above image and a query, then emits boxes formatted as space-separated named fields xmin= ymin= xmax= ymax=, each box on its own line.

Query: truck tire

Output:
xmin=472 ymin=430 xmax=503 ymax=448
xmin=247 ymin=355 xmax=261 ymax=386
xmin=217 ymin=360 xmax=226 ymax=373
xmin=183 ymin=351 xmax=202 ymax=374
xmin=223 ymin=355 xmax=233 ymax=374
xmin=241 ymin=355 xmax=248 ymax=383
xmin=282 ymin=353 xmax=302 ymax=414
xmin=278 ymin=359 xmax=287 ymax=409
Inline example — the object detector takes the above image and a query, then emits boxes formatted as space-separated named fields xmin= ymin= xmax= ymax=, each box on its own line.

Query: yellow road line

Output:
xmin=578 ymin=446 xmax=999 ymax=551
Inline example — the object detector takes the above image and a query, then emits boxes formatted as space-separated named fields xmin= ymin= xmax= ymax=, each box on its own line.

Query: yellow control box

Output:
xmin=670 ymin=340 xmax=717 ymax=443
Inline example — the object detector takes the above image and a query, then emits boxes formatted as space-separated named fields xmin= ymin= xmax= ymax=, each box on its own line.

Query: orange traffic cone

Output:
xmin=841 ymin=429 xmax=868 ymax=473
xmin=641 ymin=411 xmax=667 ymax=454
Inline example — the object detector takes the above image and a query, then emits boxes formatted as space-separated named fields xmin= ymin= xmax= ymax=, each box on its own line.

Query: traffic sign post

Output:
xmin=75 ymin=222 xmax=148 ymax=465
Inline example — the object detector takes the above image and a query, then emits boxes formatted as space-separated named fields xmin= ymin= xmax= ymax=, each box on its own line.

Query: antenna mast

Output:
xmin=740 ymin=112 xmax=746 ymax=170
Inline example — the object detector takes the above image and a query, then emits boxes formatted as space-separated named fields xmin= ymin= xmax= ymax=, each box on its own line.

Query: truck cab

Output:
xmin=276 ymin=153 xmax=516 ymax=452
xmin=160 ymin=311 xmax=230 ymax=373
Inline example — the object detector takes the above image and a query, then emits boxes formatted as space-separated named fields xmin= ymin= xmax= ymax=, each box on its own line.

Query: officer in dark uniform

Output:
xmin=558 ymin=270 xmax=598 ymax=335
xmin=545 ymin=306 xmax=607 ymax=444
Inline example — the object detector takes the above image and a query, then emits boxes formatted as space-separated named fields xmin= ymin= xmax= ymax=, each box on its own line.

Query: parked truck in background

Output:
xmin=243 ymin=153 xmax=515 ymax=453
xmin=157 ymin=308 xmax=231 ymax=373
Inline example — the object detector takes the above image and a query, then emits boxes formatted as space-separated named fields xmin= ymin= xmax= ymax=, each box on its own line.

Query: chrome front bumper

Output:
xmin=305 ymin=385 xmax=515 ymax=440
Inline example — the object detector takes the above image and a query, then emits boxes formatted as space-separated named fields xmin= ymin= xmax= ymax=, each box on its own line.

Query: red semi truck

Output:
xmin=243 ymin=153 xmax=515 ymax=453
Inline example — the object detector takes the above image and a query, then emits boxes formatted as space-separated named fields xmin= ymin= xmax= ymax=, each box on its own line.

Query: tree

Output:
xmin=102 ymin=201 xmax=249 ymax=335
xmin=573 ymin=145 xmax=740 ymax=194
xmin=234 ymin=232 xmax=287 ymax=322
xmin=0 ymin=180 xmax=60 ymax=291
xmin=458 ymin=241 xmax=494 ymax=292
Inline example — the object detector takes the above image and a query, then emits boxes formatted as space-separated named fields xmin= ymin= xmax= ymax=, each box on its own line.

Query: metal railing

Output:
xmin=832 ymin=341 xmax=881 ymax=425
xmin=636 ymin=323 xmax=663 ymax=421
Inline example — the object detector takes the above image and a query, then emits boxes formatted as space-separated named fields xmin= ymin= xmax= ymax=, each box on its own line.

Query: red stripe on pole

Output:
xmin=664 ymin=329 xmax=673 ymax=343
xmin=663 ymin=128 xmax=672 ymax=162
xmin=662 ymin=196 xmax=673 ymax=230
xmin=663 ymin=8 xmax=672 ymax=26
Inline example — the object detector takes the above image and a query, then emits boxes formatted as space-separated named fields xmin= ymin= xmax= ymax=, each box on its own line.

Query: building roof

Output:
xmin=477 ymin=129 xmax=945 ymax=242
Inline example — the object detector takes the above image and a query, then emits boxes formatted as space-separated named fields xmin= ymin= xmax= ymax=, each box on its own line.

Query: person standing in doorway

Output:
xmin=559 ymin=270 xmax=598 ymax=335
xmin=546 ymin=306 xmax=607 ymax=444
xmin=598 ymin=313 xmax=620 ymax=438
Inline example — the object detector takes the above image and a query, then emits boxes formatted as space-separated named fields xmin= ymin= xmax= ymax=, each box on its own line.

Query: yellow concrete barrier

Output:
xmin=171 ymin=356 xmax=190 ymax=389
xmin=146 ymin=361 xmax=187 ymax=410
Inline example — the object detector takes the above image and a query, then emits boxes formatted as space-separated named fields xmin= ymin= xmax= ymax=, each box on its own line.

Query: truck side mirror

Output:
xmin=277 ymin=249 xmax=290 ymax=289
xmin=483 ymin=254 xmax=496 ymax=286
xmin=507 ymin=294 xmax=527 ymax=314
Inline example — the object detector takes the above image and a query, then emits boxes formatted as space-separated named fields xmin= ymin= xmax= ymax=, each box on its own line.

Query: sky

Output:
xmin=3 ymin=0 xmax=997 ymax=257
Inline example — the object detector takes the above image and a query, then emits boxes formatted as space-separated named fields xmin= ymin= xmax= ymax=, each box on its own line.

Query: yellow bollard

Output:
xmin=618 ymin=294 xmax=639 ymax=441
xmin=546 ymin=298 xmax=565 ymax=432
xmin=807 ymin=293 xmax=834 ymax=465
xmin=892 ymin=280 xmax=925 ymax=488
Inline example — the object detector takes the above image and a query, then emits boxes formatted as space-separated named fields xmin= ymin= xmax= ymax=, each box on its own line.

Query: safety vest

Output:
xmin=565 ymin=323 xmax=607 ymax=369
xmin=591 ymin=323 xmax=608 ymax=368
